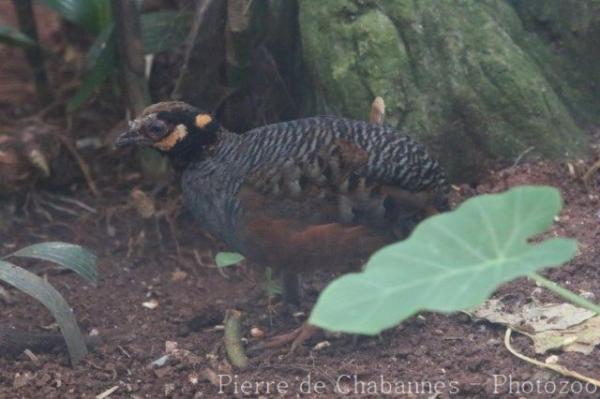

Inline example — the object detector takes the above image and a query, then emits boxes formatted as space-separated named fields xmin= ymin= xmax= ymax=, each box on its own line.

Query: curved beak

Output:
xmin=114 ymin=120 xmax=151 ymax=148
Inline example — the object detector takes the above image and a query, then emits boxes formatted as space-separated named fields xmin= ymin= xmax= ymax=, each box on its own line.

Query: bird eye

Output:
xmin=147 ymin=120 xmax=165 ymax=138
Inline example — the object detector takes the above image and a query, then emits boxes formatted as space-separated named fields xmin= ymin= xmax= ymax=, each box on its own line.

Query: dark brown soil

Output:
xmin=2 ymin=156 xmax=598 ymax=399
xmin=1 ymin=4 xmax=600 ymax=399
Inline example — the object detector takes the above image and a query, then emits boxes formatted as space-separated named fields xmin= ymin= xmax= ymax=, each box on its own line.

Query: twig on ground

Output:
xmin=36 ymin=196 xmax=80 ymax=217
xmin=504 ymin=328 xmax=600 ymax=388
xmin=511 ymin=146 xmax=535 ymax=168
xmin=54 ymin=134 xmax=99 ymax=197
xmin=582 ymin=159 xmax=600 ymax=191
xmin=47 ymin=193 xmax=98 ymax=214
xmin=95 ymin=385 xmax=119 ymax=399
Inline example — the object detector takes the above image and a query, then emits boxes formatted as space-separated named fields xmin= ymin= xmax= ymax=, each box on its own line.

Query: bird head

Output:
xmin=114 ymin=101 xmax=219 ymax=160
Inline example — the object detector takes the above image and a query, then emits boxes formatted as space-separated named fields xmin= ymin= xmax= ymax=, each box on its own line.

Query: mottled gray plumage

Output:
xmin=182 ymin=116 xmax=449 ymax=254
xmin=115 ymin=102 xmax=451 ymax=326
xmin=115 ymin=102 xmax=449 ymax=274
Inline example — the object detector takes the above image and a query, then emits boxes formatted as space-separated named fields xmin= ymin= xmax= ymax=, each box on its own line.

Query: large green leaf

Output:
xmin=0 ymin=260 xmax=88 ymax=365
xmin=7 ymin=242 xmax=97 ymax=286
xmin=0 ymin=22 xmax=35 ymax=47
xmin=38 ymin=0 xmax=111 ymax=34
xmin=309 ymin=186 xmax=578 ymax=335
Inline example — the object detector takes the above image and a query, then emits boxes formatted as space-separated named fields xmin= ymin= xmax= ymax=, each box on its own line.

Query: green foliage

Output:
xmin=66 ymin=24 xmax=116 ymax=111
xmin=66 ymin=10 xmax=192 ymax=110
xmin=0 ymin=242 xmax=97 ymax=366
xmin=299 ymin=1 xmax=592 ymax=180
xmin=8 ymin=242 xmax=97 ymax=285
xmin=0 ymin=22 xmax=35 ymax=47
xmin=264 ymin=267 xmax=282 ymax=299
xmin=215 ymin=252 xmax=245 ymax=268
xmin=309 ymin=186 xmax=579 ymax=335
xmin=38 ymin=0 xmax=112 ymax=34
xmin=38 ymin=0 xmax=192 ymax=110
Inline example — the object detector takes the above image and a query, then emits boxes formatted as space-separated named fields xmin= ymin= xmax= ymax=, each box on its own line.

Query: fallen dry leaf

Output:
xmin=532 ymin=316 xmax=600 ymax=355
xmin=474 ymin=299 xmax=594 ymax=333
xmin=474 ymin=298 xmax=600 ymax=354
xmin=13 ymin=372 xmax=34 ymax=389
xmin=171 ymin=268 xmax=188 ymax=282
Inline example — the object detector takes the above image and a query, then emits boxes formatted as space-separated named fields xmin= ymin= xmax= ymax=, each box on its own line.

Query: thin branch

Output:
xmin=111 ymin=0 xmax=150 ymax=115
xmin=172 ymin=0 xmax=217 ymax=100
xmin=225 ymin=0 xmax=268 ymax=90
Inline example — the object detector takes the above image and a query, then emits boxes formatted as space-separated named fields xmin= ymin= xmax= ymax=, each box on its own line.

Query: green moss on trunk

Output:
xmin=299 ymin=0 xmax=594 ymax=180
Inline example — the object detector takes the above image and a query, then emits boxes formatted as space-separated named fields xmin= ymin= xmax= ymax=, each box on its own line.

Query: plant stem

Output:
xmin=529 ymin=272 xmax=600 ymax=315
xmin=112 ymin=0 xmax=167 ymax=179
xmin=112 ymin=0 xmax=149 ymax=115
xmin=12 ymin=0 xmax=51 ymax=102
xmin=225 ymin=0 xmax=267 ymax=90
xmin=223 ymin=309 xmax=248 ymax=369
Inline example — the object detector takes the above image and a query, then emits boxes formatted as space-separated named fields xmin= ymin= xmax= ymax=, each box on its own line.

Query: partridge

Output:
xmin=115 ymin=101 xmax=450 ymax=339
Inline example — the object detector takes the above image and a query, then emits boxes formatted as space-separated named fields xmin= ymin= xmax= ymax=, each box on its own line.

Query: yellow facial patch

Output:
xmin=153 ymin=124 xmax=188 ymax=151
xmin=195 ymin=114 xmax=213 ymax=129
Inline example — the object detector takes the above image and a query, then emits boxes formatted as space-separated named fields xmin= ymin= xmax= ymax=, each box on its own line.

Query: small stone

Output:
xmin=545 ymin=355 xmax=559 ymax=364
xmin=13 ymin=372 xmax=33 ymax=389
xmin=313 ymin=341 xmax=330 ymax=351
xmin=188 ymin=373 xmax=199 ymax=385
xmin=293 ymin=311 xmax=306 ymax=319
xmin=250 ymin=327 xmax=264 ymax=338
xmin=579 ymin=290 xmax=595 ymax=300
xmin=154 ymin=366 xmax=173 ymax=379
xmin=142 ymin=299 xmax=159 ymax=309
xmin=164 ymin=383 xmax=175 ymax=396
xmin=165 ymin=341 xmax=178 ymax=353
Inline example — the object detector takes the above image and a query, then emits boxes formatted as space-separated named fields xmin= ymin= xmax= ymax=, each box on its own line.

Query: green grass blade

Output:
xmin=7 ymin=242 xmax=97 ymax=286
xmin=309 ymin=186 xmax=578 ymax=334
xmin=85 ymin=23 xmax=114 ymax=66
xmin=0 ymin=22 xmax=35 ymax=47
xmin=67 ymin=30 xmax=116 ymax=111
xmin=0 ymin=260 xmax=88 ymax=365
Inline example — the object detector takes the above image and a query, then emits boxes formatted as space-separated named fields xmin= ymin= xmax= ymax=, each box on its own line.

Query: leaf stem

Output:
xmin=529 ymin=273 xmax=600 ymax=315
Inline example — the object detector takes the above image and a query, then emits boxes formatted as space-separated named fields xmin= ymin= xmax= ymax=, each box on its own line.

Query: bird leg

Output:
xmin=247 ymin=271 xmax=319 ymax=354
xmin=249 ymin=322 xmax=319 ymax=354
xmin=281 ymin=270 xmax=302 ymax=309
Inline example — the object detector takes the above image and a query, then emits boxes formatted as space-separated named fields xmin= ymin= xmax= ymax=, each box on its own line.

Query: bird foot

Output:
xmin=249 ymin=323 xmax=318 ymax=355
